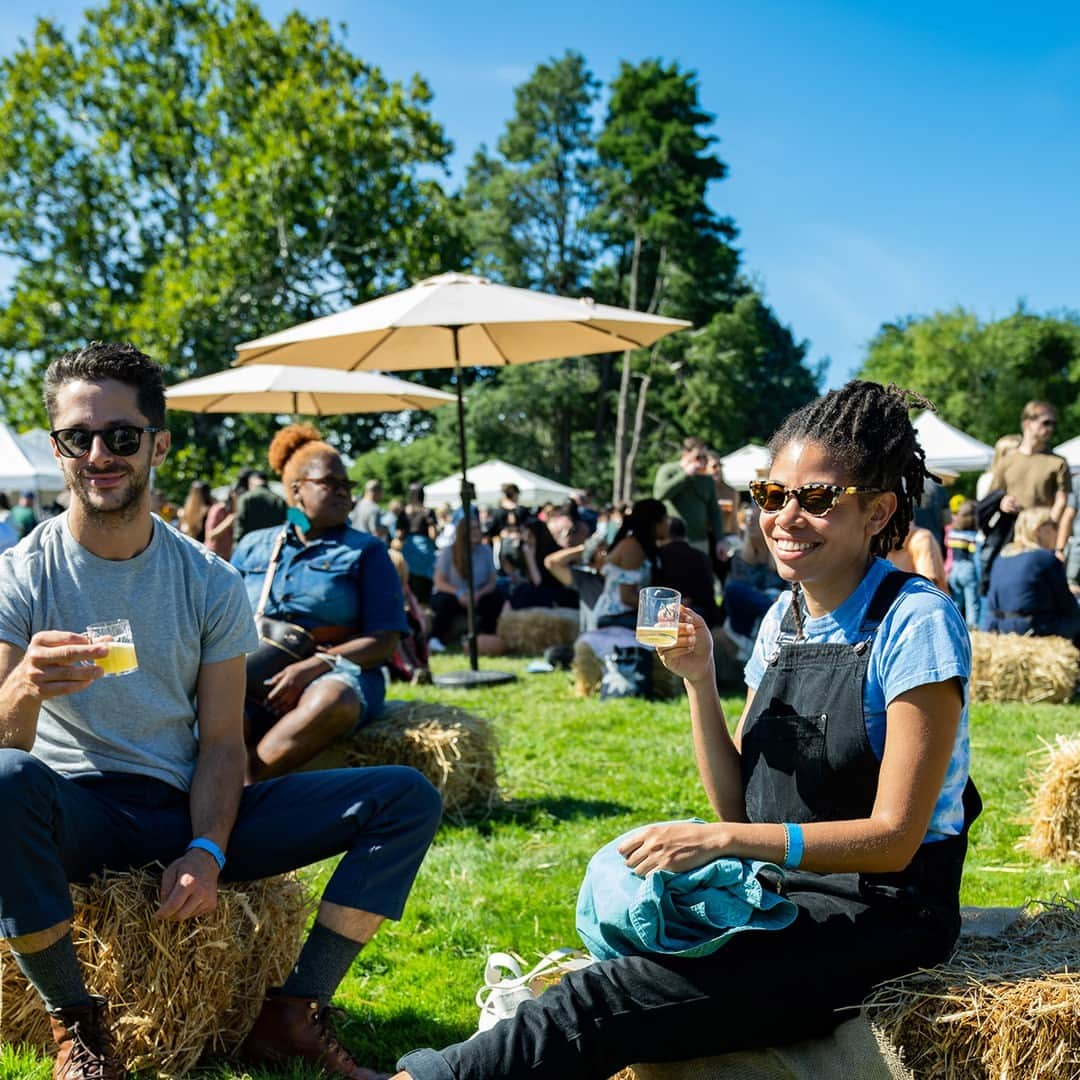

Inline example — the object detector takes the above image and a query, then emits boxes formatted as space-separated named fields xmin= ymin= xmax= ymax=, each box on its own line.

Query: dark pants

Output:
xmin=0 ymin=750 xmax=442 ymax=939
xmin=429 ymin=590 xmax=503 ymax=640
xmin=398 ymin=882 xmax=957 ymax=1080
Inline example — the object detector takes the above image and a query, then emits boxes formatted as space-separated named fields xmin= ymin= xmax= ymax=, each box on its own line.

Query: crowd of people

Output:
xmin=0 ymin=339 xmax=1071 ymax=1078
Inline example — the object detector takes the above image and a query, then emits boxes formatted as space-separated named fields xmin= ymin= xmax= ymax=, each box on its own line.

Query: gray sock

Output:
xmin=279 ymin=921 xmax=363 ymax=1008
xmin=11 ymin=934 xmax=91 ymax=1013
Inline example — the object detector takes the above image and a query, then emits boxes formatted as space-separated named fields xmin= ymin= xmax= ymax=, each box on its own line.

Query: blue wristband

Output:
xmin=187 ymin=837 xmax=226 ymax=871
xmin=782 ymin=823 xmax=804 ymax=869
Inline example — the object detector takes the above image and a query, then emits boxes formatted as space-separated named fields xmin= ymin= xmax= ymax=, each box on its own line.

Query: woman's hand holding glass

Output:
xmin=655 ymin=605 xmax=714 ymax=685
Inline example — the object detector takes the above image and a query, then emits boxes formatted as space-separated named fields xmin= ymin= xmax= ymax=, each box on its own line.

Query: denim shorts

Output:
xmin=311 ymin=654 xmax=369 ymax=724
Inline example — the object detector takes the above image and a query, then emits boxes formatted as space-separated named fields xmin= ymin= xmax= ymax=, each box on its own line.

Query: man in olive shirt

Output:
xmin=991 ymin=401 xmax=1073 ymax=557
xmin=653 ymin=436 xmax=725 ymax=560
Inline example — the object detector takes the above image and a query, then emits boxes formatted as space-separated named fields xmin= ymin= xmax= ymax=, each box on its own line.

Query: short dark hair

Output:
xmin=43 ymin=342 xmax=166 ymax=427
xmin=768 ymin=380 xmax=933 ymax=557
xmin=667 ymin=515 xmax=687 ymax=541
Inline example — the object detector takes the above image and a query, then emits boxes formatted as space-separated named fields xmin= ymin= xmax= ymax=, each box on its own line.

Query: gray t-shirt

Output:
xmin=0 ymin=513 xmax=258 ymax=790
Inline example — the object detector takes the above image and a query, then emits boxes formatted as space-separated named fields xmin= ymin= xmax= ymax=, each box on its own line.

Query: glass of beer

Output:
xmin=636 ymin=587 xmax=681 ymax=648
xmin=86 ymin=618 xmax=139 ymax=677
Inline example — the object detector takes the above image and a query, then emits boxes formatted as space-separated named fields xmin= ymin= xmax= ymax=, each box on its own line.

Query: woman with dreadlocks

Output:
xmin=392 ymin=381 xmax=979 ymax=1080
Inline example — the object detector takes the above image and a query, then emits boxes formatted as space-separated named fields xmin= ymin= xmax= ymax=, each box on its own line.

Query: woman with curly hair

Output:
xmin=232 ymin=424 xmax=408 ymax=781
xmin=392 ymin=381 xmax=979 ymax=1080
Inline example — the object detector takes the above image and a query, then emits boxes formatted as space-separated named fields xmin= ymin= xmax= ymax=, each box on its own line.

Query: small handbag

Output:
xmin=246 ymin=528 xmax=317 ymax=704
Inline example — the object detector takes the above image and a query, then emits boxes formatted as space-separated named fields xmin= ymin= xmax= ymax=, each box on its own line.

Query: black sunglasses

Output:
xmin=50 ymin=426 xmax=163 ymax=459
xmin=748 ymin=480 xmax=880 ymax=517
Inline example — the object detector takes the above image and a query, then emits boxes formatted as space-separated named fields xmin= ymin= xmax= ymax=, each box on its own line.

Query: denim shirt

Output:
xmin=232 ymin=523 xmax=408 ymax=637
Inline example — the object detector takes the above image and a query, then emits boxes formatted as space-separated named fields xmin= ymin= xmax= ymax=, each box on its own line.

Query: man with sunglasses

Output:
xmin=0 ymin=342 xmax=440 ymax=1079
xmin=990 ymin=401 xmax=1072 ymax=560
xmin=653 ymin=436 xmax=727 ymax=561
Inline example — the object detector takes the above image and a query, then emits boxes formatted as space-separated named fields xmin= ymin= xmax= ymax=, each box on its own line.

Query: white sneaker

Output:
xmin=428 ymin=637 xmax=447 ymax=654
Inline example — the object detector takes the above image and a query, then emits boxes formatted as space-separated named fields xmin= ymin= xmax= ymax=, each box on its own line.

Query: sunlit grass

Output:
xmin=5 ymin=654 xmax=1078 ymax=1077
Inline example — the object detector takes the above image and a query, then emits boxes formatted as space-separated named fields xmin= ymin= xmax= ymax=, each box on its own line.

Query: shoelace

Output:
xmin=62 ymin=1018 xmax=117 ymax=1080
xmin=312 ymin=1005 xmax=361 ymax=1066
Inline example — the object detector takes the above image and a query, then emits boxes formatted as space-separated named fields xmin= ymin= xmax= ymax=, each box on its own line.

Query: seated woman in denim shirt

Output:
xmin=233 ymin=424 xmax=407 ymax=781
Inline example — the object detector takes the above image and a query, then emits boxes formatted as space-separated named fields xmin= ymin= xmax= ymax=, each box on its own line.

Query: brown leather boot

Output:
xmin=237 ymin=992 xmax=389 ymax=1079
xmin=47 ymin=995 xmax=125 ymax=1079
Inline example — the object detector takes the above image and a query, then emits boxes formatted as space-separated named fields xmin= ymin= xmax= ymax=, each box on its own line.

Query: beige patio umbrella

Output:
xmin=164 ymin=364 xmax=455 ymax=415
xmin=234 ymin=272 xmax=692 ymax=682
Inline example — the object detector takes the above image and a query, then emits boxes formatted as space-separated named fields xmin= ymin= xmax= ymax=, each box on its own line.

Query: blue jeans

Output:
xmin=0 ymin=751 xmax=442 ymax=939
xmin=948 ymin=559 xmax=980 ymax=629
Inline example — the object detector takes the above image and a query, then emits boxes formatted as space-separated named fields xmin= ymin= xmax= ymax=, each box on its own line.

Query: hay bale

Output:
xmin=342 ymin=701 xmax=499 ymax=822
xmin=0 ymin=867 xmax=311 ymax=1077
xmin=1024 ymin=736 xmax=1080 ymax=863
xmin=865 ymin=900 xmax=1080 ymax=1079
xmin=572 ymin=641 xmax=683 ymax=701
xmin=969 ymin=630 xmax=1079 ymax=704
xmin=497 ymin=608 xmax=579 ymax=655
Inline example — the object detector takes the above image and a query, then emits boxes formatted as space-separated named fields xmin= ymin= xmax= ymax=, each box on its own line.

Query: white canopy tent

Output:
xmin=912 ymin=411 xmax=993 ymax=474
xmin=0 ymin=423 xmax=65 ymax=495
xmin=719 ymin=444 xmax=772 ymax=490
xmin=1054 ymin=435 xmax=1080 ymax=473
xmin=422 ymin=459 xmax=577 ymax=510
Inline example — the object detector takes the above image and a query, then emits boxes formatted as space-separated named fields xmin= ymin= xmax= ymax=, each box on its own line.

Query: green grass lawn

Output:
xmin=5 ymin=655 xmax=1080 ymax=1078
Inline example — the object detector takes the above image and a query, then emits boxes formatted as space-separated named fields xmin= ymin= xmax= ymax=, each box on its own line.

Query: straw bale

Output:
xmin=865 ymin=899 xmax=1080 ymax=1079
xmin=0 ymin=867 xmax=311 ymax=1077
xmin=969 ymin=630 xmax=1079 ymax=704
xmin=1023 ymin=735 xmax=1080 ymax=863
xmin=342 ymin=701 xmax=499 ymax=822
xmin=497 ymin=608 xmax=579 ymax=654
xmin=573 ymin=641 xmax=683 ymax=701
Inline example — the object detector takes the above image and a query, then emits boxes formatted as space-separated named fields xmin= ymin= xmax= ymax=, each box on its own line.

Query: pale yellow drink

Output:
xmin=636 ymin=625 xmax=678 ymax=648
xmin=96 ymin=642 xmax=139 ymax=677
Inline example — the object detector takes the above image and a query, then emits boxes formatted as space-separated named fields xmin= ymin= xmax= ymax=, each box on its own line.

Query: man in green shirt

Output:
xmin=653 ymin=437 xmax=725 ymax=559
xmin=9 ymin=492 xmax=38 ymax=540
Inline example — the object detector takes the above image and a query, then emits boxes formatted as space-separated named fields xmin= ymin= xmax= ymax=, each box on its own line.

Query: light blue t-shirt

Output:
xmin=743 ymin=558 xmax=971 ymax=842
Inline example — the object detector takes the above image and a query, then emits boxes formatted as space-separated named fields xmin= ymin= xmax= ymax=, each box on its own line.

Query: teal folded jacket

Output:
xmin=575 ymin=820 xmax=798 ymax=961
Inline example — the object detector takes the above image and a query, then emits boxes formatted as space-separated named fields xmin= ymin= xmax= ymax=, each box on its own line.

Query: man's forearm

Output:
xmin=0 ymin=669 xmax=42 ymax=751
xmin=188 ymin=742 xmax=245 ymax=851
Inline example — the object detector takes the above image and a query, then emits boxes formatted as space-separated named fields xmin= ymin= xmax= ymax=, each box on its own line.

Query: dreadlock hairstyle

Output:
xmin=768 ymin=380 xmax=935 ymax=558
xmin=768 ymin=381 xmax=935 ymax=637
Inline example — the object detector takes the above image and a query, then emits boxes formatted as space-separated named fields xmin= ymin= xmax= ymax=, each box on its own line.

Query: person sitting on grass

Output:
xmin=591 ymin=498 xmax=669 ymax=630
xmin=390 ymin=379 xmax=979 ymax=1080
xmin=0 ymin=343 xmax=441 ymax=1080
xmin=233 ymin=423 xmax=408 ymax=781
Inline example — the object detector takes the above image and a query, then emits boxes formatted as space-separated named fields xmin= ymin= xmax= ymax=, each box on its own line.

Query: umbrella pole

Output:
xmin=453 ymin=332 xmax=479 ymax=671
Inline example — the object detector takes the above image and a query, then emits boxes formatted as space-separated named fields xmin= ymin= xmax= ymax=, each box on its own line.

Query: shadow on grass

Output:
xmin=194 ymin=1009 xmax=469 ymax=1078
xmin=443 ymin=794 xmax=631 ymax=835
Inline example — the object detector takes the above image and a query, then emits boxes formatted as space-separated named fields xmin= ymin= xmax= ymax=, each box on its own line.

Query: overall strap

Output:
xmin=254 ymin=526 xmax=292 ymax=619
xmin=855 ymin=570 xmax=921 ymax=642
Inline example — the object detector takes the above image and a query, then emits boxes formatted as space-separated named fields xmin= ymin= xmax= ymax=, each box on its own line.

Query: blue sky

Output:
xmin=3 ymin=0 xmax=1079 ymax=388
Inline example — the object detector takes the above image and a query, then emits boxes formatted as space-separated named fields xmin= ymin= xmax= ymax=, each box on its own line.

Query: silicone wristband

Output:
xmin=187 ymin=837 xmax=226 ymax=870
xmin=782 ymin=823 xmax=804 ymax=869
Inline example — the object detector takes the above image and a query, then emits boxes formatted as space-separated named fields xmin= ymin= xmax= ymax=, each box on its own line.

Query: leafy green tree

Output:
xmin=459 ymin=51 xmax=602 ymax=481
xmin=860 ymin=306 xmax=1080 ymax=444
xmin=0 ymin=0 xmax=463 ymax=493
xmin=589 ymin=59 xmax=740 ymax=501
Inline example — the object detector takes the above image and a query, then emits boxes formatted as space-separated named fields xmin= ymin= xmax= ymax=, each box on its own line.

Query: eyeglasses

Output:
xmin=50 ymin=426 xmax=162 ymax=459
xmin=300 ymin=475 xmax=355 ymax=497
xmin=748 ymin=480 xmax=880 ymax=517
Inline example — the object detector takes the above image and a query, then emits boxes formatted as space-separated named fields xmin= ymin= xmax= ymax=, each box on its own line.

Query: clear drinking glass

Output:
xmin=86 ymin=618 xmax=139 ymax=677
xmin=635 ymin=586 xmax=681 ymax=648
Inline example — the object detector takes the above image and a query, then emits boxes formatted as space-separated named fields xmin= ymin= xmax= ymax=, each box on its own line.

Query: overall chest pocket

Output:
xmin=742 ymin=707 xmax=830 ymax=824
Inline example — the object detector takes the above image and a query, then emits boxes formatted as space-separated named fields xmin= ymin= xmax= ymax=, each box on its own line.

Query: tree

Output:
xmin=460 ymin=51 xmax=601 ymax=481
xmin=0 ymin=0 xmax=463 ymax=493
xmin=859 ymin=306 xmax=1080 ymax=444
xmin=590 ymin=59 xmax=739 ymax=502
